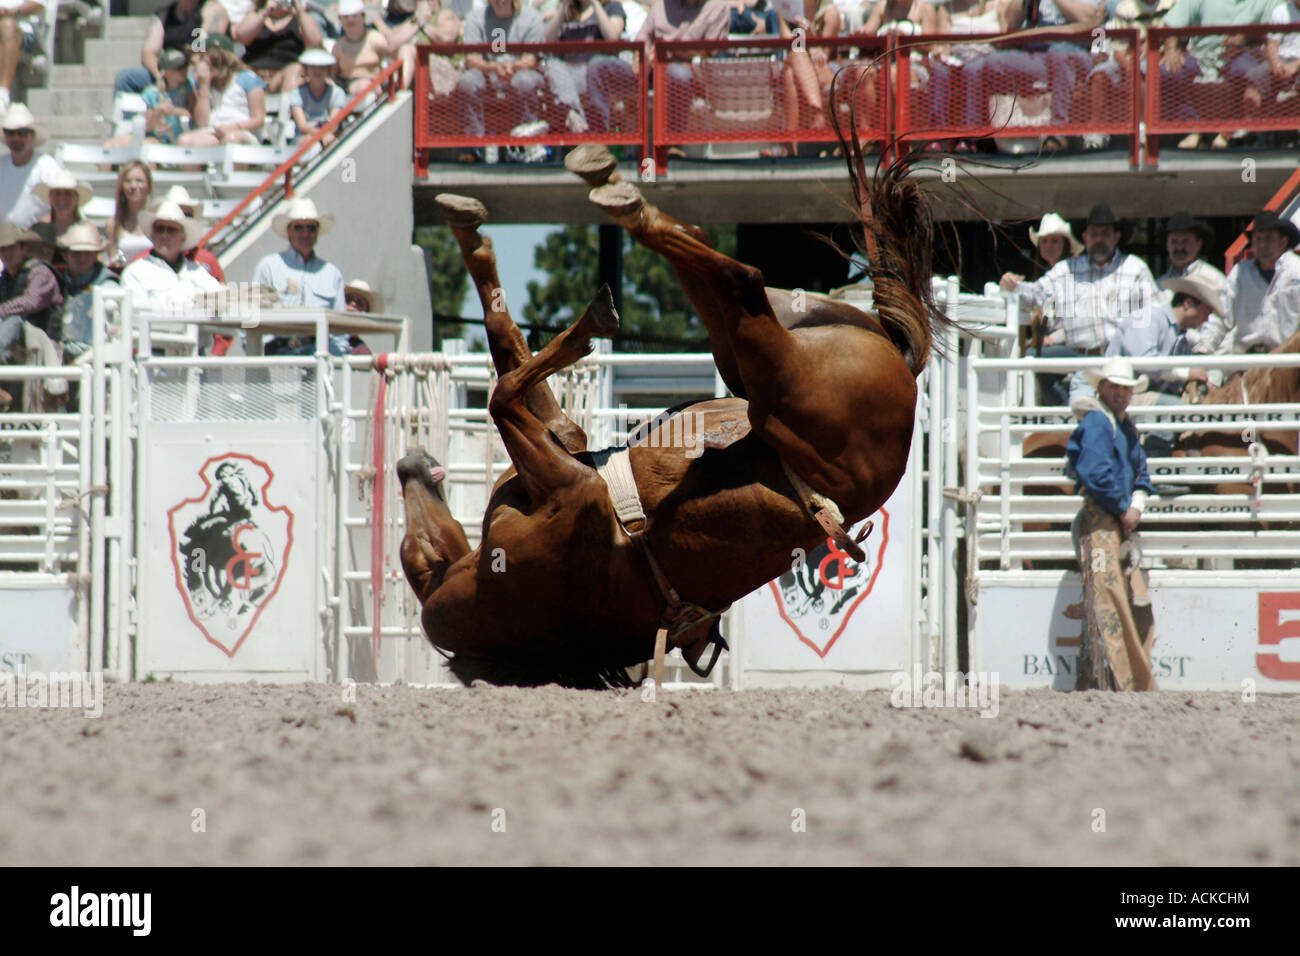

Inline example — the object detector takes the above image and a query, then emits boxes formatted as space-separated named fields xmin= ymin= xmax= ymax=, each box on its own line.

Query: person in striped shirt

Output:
xmin=1002 ymin=203 xmax=1159 ymax=404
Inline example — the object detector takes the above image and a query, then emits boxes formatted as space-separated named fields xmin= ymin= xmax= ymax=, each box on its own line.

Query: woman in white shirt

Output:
xmin=106 ymin=160 xmax=155 ymax=268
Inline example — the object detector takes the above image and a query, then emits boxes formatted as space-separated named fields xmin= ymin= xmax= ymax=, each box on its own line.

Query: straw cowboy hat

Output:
xmin=1160 ymin=274 xmax=1224 ymax=318
xmin=157 ymin=185 xmax=202 ymax=217
xmin=0 ymin=222 xmax=34 ymax=247
xmin=57 ymin=221 xmax=106 ymax=253
xmin=1029 ymin=212 xmax=1083 ymax=257
xmin=344 ymin=279 xmax=384 ymax=312
xmin=1083 ymin=356 xmax=1148 ymax=392
xmin=139 ymin=200 xmax=206 ymax=250
xmin=272 ymin=197 xmax=335 ymax=238
xmin=34 ymin=169 xmax=93 ymax=207
xmin=1 ymin=103 xmax=47 ymax=145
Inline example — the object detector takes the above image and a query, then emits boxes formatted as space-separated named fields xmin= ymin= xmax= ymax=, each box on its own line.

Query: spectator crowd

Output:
xmin=0 ymin=0 xmax=1297 ymax=413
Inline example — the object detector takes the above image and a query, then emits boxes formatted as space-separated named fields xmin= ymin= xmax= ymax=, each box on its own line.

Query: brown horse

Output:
xmin=395 ymin=146 xmax=951 ymax=686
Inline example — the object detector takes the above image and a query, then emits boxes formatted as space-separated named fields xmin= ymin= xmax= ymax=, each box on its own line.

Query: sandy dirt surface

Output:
xmin=2 ymin=683 xmax=1297 ymax=866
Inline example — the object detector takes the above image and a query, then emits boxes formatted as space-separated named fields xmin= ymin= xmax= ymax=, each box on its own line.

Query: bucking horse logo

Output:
xmin=768 ymin=510 xmax=889 ymax=658
xmin=168 ymin=454 xmax=293 ymax=657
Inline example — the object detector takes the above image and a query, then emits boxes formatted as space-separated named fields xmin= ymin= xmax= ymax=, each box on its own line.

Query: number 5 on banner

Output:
xmin=1258 ymin=593 xmax=1300 ymax=681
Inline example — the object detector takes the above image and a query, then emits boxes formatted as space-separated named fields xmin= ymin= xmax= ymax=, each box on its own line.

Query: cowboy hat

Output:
xmin=34 ymin=169 xmax=94 ymax=207
xmin=344 ymin=278 xmax=384 ymax=312
xmin=1163 ymin=210 xmax=1214 ymax=248
xmin=1029 ymin=212 xmax=1083 ymax=257
xmin=1248 ymin=210 xmax=1300 ymax=249
xmin=0 ymin=222 xmax=29 ymax=247
xmin=1083 ymin=356 xmax=1148 ymax=392
xmin=1 ymin=103 xmax=47 ymax=145
xmin=272 ymin=197 xmax=334 ymax=238
xmin=1085 ymin=203 xmax=1120 ymax=229
xmin=139 ymin=200 xmax=205 ymax=250
xmin=157 ymin=184 xmax=201 ymax=216
xmin=1160 ymin=274 xmax=1224 ymax=318
xmin=57 ymin=221 xmax=106 ymax=253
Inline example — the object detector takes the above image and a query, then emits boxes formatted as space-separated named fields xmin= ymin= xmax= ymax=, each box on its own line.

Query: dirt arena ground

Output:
xmin=2 ymin=682 xmax=1297 ymax=866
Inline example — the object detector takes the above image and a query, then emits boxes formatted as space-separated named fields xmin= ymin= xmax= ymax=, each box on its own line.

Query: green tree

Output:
xmin=523 ymin=225 xmax=737 ymax=352
xmin=416 ymin=225 xmax=470 ymax=346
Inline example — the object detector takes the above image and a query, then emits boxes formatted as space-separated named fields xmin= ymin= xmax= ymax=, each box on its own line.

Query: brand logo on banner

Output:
xmin=766 ymin=510 xmax=889 ymax=658
xmin=168 ymin=453 xmax=294 ymax=657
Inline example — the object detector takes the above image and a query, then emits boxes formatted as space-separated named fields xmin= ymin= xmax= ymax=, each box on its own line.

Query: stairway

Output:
xmin=29 ymin=14 xmax=154 ymax=147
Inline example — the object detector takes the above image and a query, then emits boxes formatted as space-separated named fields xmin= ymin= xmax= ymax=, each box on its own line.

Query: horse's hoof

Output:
xmin=435 ymin=193 xmax=488 ymax=229
xmin=589 ymin=182 xmax=644 ymax=220
xmin=586 ymin=284 xmax=620 ymax=337
xmin=565 ymin=144 xmax=620 ymax=187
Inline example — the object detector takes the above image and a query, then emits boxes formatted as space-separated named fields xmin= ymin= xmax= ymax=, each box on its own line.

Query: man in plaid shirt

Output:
xmin=1002 ymin=203 xmax=1159 ymax=405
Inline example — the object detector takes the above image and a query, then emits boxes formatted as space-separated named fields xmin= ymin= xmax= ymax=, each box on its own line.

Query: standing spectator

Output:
xmin=56 ymin=223 xmax=121 ymax=361
xmin=113 ymin=0 xmax=228 ymax=96
xmin=1215 ymin=210 xmax=1300 ymax=352
xmin=0 ymin=0 xmax=45 ymax=113
xmin=121 ymin=201 xmax=223 ymax=313
xmin=1003 ymin=203 xmax=1159 ymax=403
xmin=252 ymin=197 xmax=350 ymax=353
xmin=456 ymin=0 xmax=547 ymax=156
xmin=234 ymin=0 xmax=325 ymax=93
xmin=1157 ymin=210 xmax=1226 ymax=355
xmin=105 ymin=160 xmax=155 ymax=269
xmin=180 ymin=32 xmax=268 ymax=145
xmin=381 ymin=0 xmax=462 ymax=91
xmin=1066 ymin=355 xmax=1159 ymax=692
xmin=1160 ymin=0 xmax=1281 ymax=148
xmin=544 ymin=0 xmax=628 ymax=134
xmin=0 ymin=104 xmax=59 ymax=229
xmin=290 ymin=48 xmax=349 ymax=145
xmin=34 ymin=170 xmax=91 ymax=244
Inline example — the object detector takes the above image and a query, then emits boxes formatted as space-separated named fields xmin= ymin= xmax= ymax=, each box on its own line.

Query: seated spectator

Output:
xmin=234 ymin=0 xmax=325 ymax=93
xmin=34 ymin=170 xmax=92 ymax=245
xmin=1083 ymin=0 xmax=1185 ymax=150
xmin=544 ymin=0 xmax=628 ymax=134
xmin=0 ymin=222 xmax=64 ymax=365
xmin=380 ymin=0 xmax=462 ymax=91
xmin=1156 ymin=210 xmax=1225 ymax=357
xmin=179 ymin=33 xmax=268 ymax=146
xmin=0 ymin=0 xmax=45 ymax=114
xmin=106 ymin=160 xmax=155 ymax=269
xmin=760 ymin=0 xmax=845 ymax=158
xmin=1017 ymin=211 xmax=1082 ymax=335
xmin=106 ymin=49 xmax=198 ymax=148
xmin=589 ymin=0 xmax=730 ymax=150
xmin=336 ymin=0 xmax=392 ymax=95
xmin=114 ymin=0 xmax=228 ymax=96
xmin=1244 ymin=0 xmax=1300 ymax=128
xmin=1162 ymin=0 xmax=1280 ymax=148
xmin=0 ymin=104 xmax=60 ymax=229
xmin=456 ymin=0 xmax=547 ymax=158
xmin=726 ymin=0 xmax=779 ymax=34
xmin=1215 ymin=210 xmax=1300 ymax=353
xmin=23 ymin=222 xmax=59 ymax=270
xmin=56 ymin=223 xmax=121 ymax=361
xmin=136 ymin=185 xmax=227 ymax=282
xmin=252 ymin=197 xmax=351 ymax=353
xmin=345 ymin=278 xmax=384 ymax=313
xmin=290 ymin=48 xmax=349 ymax=144
xmin=121 ymin=200 xmax=223 ymax=313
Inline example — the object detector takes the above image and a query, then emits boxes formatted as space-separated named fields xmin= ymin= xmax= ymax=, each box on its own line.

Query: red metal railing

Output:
xmin=197 ymin=56 xmax=404 ymax=250
xmin=412 ymin=41 xmax=648 ymax=175
xmin=395 ymin=25 xmax=1300 ymax=175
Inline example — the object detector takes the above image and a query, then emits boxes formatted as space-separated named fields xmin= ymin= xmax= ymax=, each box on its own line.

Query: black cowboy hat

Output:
xmin=1085 ymin=203 xmax=1120 ymax=228
xmin=1164 ymin=210 xmax=1214 ymax=248
xmin=1248 ymin=210 xmax=1300 ymax=248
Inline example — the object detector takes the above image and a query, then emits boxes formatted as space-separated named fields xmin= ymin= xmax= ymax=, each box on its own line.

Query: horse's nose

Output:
xmin=396 ymin=449 xmax=445 ymax=491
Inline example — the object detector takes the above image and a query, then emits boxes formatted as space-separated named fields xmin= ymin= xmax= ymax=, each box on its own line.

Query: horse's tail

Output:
xmin=832 ymin=83 xmax=954 ymax=377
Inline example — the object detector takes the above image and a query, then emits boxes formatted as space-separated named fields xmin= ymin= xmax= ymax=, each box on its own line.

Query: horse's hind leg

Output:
xmin=489 ymin=287 xmax=619 ymax=505
xmin=397 ymin=449 xmax=471 ymax=603
xmin=436 ymin=193 xmax=588 ymax=454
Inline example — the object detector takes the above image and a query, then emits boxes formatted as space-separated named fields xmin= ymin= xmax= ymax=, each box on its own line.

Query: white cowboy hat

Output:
xmin=1029 ymin=212 xmax=1084 ymax=258
xmin=158 ymin=184 xmax=202 ymax=216
xmin=2 ymin=103 xmax=47 ymax=145
xmin=34 ymin=169 xmax=93 ymax=207
xmin=1160 ymin=274 xmax=1224 ymax=318
xmin=57 ymin=221 xmax=106 ymax=253
xmin=344 ymin=278 xmax=384 ymax=312
xmin=139 ymin=200 xmax=205 ymax=251
xmin=272 ymin=197 xmax=335 ymax=238
xmin=1083 ymin=356 xmax=1149 ymax=392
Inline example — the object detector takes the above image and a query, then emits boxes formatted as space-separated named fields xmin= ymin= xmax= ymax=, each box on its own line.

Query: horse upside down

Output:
xmin=397 ymin=146 xmax=951 ymax=686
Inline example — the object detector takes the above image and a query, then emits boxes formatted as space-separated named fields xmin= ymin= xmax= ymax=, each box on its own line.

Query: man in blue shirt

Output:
xmin=1067 ymin=356 xmax=1159 ymax=691
xmin=252 ymin=196 xmax=349 ymax=354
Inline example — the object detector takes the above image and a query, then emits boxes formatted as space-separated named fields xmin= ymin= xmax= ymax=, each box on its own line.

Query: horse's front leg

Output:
xmin=437 ymin=193 xmax=589 ymax=454
xmin=396 ymin=448 xmax=471 ymax=604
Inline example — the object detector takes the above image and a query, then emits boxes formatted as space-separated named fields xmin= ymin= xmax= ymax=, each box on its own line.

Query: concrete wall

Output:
xmin=220 ymin=92 xmax=435 ymax=351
